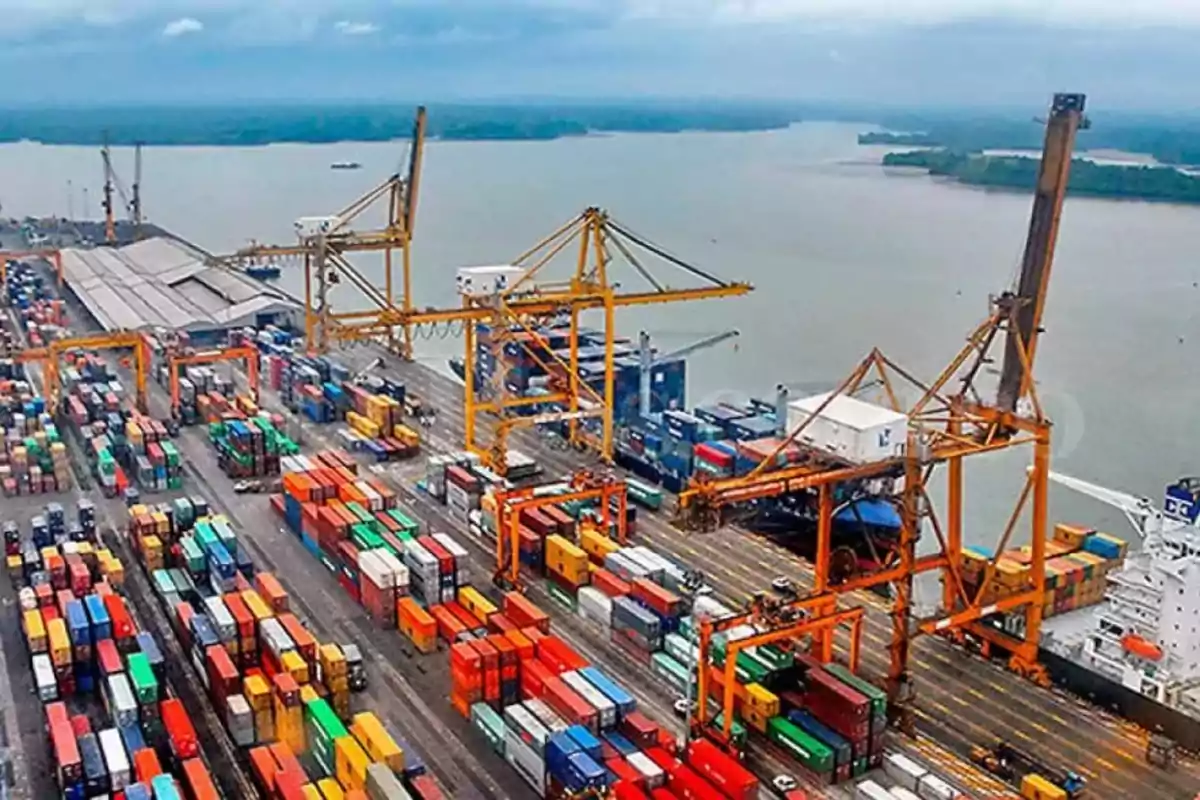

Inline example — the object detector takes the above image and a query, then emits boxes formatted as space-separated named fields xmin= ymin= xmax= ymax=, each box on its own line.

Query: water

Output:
xmin=2 ymin=122 xmax=1197 ymax=546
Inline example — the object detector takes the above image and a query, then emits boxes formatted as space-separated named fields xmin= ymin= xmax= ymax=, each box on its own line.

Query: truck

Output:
xmin=971 ymin=741 xmax=1086 ymax=799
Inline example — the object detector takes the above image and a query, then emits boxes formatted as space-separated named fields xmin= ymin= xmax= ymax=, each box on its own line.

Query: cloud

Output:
xmin=616 ymin=0 xmax=1200 ymax=27
xmin=162 ymin=16 xmax=203 ymax=37
xmin=334 ymin=19 xmax=379 ymax=36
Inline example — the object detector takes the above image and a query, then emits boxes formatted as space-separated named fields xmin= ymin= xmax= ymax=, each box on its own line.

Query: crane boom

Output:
xmin=996 ymin=93 xmax=1087 ymax=412
xmin=638 ymin=329 xmax=739 ymax=417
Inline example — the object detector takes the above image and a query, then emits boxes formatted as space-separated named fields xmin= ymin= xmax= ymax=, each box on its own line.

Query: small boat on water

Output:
xmin=331 ymin=161 xmax=362 ymax=170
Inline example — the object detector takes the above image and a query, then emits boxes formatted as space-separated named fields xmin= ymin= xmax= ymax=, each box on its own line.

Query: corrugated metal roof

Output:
xmin=60 ymin=236 xmax=300 ymax=333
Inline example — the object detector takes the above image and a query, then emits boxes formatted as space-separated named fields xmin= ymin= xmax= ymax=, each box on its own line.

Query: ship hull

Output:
xmin=1039 ymin=647 xmax=1200 ymax=750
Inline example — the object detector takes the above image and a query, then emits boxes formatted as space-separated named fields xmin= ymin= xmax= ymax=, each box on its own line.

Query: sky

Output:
xmin=3 ymin=0 xmax=1200 ymax=109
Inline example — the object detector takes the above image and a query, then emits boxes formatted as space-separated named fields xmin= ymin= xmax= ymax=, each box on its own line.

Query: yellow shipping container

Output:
xmin=282 ymin=650 xmax=310 ymax=685
xmin=334 ymin=735 xmax=371 ymax=791
xmin=6 ymin=554 xmax=21 ymax=579
xmin=545 ymin=535 xmax=589 ymax=586
xmin=23 ymin=608 xmax=47 ymax=653
xmin=316 ymin=778 xmax=346 ymax=800
xmin=245 ymin=674 xmax=272 ymax=712
xmin=457 ymin=586 xmax=498 ymax=625
xmin=347 ymin=412 xmax=381 ymax=439
xmin=242 ymin=589 xmax=273 ymax=623
xmin=47 ymin=617 xmax=71 ymax=667
xmin=1021 ymin=773 xmax=1067 ymax=800
xmin=994 ymin=558 xmax=1029 ymax=589
xmin=300 ymin=684 xmax=320 ymax=705
xmin=320 ymin=643 xmax=347 ymax=678
xmin=151 ymin=511 xmax=170 ymax=535
xmin=744 ymin=683 xmax=780 ymax=717
xmin=41 ymin=546 xmax=58 ymax=563
xmin=392 ymin=424 xmax=420 ymax=446
xmin=350 ymin=712 xmax=405 ymax=773
xmin=743 ymin=706 xmax=771 ymax=734
xmin=579 ymin=528 xmax=620 ymax=562
xmin=300 ymin=785 xmax=322 ymax=800
xmin=1053 ymin=523 xmax=1091 ymax=549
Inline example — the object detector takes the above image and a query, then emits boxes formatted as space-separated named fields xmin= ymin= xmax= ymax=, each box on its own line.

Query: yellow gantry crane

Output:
xmin=675 ymin=92 xmax=1088 ymax=725
xmin=218 ymin=107 xmax=428 ymax=357
xmin=16 ymin=331 xmax=151 ymax=414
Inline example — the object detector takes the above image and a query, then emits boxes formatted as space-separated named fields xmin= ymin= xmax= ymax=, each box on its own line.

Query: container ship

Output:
xmin=451 ymin=325 xmax=908 ymax=582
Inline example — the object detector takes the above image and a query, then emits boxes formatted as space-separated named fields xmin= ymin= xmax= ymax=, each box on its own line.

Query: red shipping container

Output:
xmin=488 ymin=612 xmax=517 ymax=635
xmin=649 ymin=790 xmax=676 ymax=800
xmin=254 ymin=573 xmax=290 ymax=613
xmin=520 ymin=507 xmax=555 ymax=537
xmin=182 ymin=758 xmax=221 ymax=800
xmin=468 ymin=637 xmax=500 ymax=671
xmin=277 ymin=613 xmax=317 ymax=665
xmin=612 ymin=782 xmax=653 ymax=800
xmin=669 ymin=764 xmax=725 ymax=800
xmin=536 ymin=636 xmax=587 ymax=674
xmin=103 ymin=594 xmax=135 ymax=642
xmin=487 ymin=634 xmax=518 ymax=672
xmin=519 ymin=657 xmax=553 ymax=700
xmin=70 ymin=713 xmax=92 ymax=738
xmin=175 ymin=602 xmax=196 ymax=647
xmin=521 ymin=626 xmax=547 ymax=647
xmin=418 ymin=536 xmax=455 ymax=577
xmin=631 ymin=578 xmax=684 ymax=618
xmin=133 ymin=748 xmax=163 ymax=782
xmin=684 ymin=740 xmax=758 ymax=800
xmin=542 ymin=675 xmax=599 ymax=732
xmin=445 ymin=601 xmax=482 ymax=633
xmin=503 ymin=593 xmax=550 ymax=633
xmin=222 ymin=593 xmax=255 ymax=641
xmin=407 ymin=773 xmax=447 ymax=800
xmin=162 ymin=698 xmax=199 ymax=760
xmin=431 ymin=605 xmax=467 ymax=643
xmin=645 ymin=747 xmax=680 ymax=774
xmin=607 ymin=756 xmax=644 ymax=787
xmin=503 ymin=629 xmax=535 ymax=661
xmin=620 ymin=710 xmax=660 ymax=751
xmin=542 ymin=505 xmax=575 ymax=537
xmin=694 ymin=443 xmax=734 ymax=470
xmin=96 ymin=639 xmax=122 ymax=677
xmin=206 ymin=645 xmax=241 ymax=707
xmin=592 ymin=569 xmax=632 ymax=598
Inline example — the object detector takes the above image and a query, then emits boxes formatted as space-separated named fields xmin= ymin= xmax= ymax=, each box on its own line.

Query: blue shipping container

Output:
xmin=578 ymin=667 xmax=636 ymax=717
xmin=85 ymin=594 xmax=112 ymax=641
xmin=566 ymin=725 xmax=603 ymax=761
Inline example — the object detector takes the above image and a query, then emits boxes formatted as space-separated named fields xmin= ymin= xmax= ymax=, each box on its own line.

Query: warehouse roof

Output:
xmin=60 ymin=237 xmax=300 ymax=333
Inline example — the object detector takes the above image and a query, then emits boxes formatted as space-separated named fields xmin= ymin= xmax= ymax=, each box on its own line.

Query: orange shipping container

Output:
xmin=134 ymin=748 xmax=163 ymax=782
xmin=255 ymin=573 xmax=290 ymax=613
xmin=397 ymin=597 xmax=437 ymax=654
xmin=337 ymin=482 xmax=367 ymax=506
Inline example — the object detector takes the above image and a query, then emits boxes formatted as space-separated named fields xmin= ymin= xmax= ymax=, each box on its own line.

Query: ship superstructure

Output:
xmin=1043 ymin=473 xmax=1200 ymax=710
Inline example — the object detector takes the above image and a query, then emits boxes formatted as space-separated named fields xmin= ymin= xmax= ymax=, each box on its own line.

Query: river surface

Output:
xmin=2 ymin=122 xmax=1197 ymax=550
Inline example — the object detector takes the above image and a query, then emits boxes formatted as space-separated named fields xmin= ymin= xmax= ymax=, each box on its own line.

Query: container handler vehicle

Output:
xmin=970 ymin=740 xmax=1086 ymax=798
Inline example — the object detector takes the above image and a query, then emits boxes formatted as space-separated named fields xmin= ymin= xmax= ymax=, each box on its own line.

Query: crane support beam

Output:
xmin=995 ymin=93 xmax=1087 ymax=412
xmin=168 ymin=346 xmax=260 ymax=419
xmin=0 ymin=250 xmax=63 ymax=287
xmin=16 ymin=331 xmax=150 ymax=413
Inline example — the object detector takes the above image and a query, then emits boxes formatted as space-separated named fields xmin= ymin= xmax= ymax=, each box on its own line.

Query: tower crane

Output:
xmin=102 ymin=132 xmax=117 ymax=245
xmin=674 ymin=93 xmax=1088 ymax=723
xmin=637 ymin=329 xmax=739 ymax=418
xmin=216 ymin=106 xmax=427 ymax=357
xmin=100 ymin=135 xmax=142 ymax=244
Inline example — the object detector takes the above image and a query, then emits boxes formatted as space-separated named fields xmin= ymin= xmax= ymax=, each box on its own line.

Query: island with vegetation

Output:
xmin=859 ymin=113 xmax=1200 ymax=167
xmin=882 ymin=148 xmax=1200 ymax=203
xmin=0 ymin=103 xmax=800 ymax=146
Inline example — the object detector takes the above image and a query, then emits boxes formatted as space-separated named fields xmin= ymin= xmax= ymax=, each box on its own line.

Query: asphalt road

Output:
xmin=369 ymin=351 xmax=1200 ymax=800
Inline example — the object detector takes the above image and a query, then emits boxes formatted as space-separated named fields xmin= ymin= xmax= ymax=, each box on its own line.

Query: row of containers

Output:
xmin=458 ymin=482 xmax=973 ymax=796
xmin=230 ymin=325 xmax=422 ymax=463
xmin=207 ymin=414 xmax=300 ymax=478
xmin=959 ymin=522 xmax=1129 ymax=624
xmin=9 ymin=501 xmax=225 ymax=800
xmin=448 ymin=593 xmax=771 ymax=800
xmin=125 ymin=493 xmax=448 ymax=799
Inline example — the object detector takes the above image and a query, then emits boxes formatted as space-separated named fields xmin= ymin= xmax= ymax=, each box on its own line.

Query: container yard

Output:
xmin=3 ymin=90 xmax=1200 ymax=800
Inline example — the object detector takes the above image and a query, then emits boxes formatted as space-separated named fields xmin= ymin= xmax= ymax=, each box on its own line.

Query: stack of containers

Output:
xmin=445 ymin=465 xmax=482 ymax=522
xmin=125 ymin=413 xmax=182 ymax=491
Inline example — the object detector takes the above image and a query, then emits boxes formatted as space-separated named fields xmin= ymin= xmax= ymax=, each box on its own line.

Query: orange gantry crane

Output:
xmin=491 ymin=469 xmax=627 ymax=589
xmin=0 ymin=249 xmax=64 ymax=287
xmin=218 ymin=107 xmax=427 ymax=357
xmin=674 ymin=92 xmax=1088 ymax=721
xmin=694 ymin=594 xmax=866 ymax=746
xmin=16 ymin=331 xmax=151 ymax=414
xmin=167 ymin=345 xmax=260 ymax=420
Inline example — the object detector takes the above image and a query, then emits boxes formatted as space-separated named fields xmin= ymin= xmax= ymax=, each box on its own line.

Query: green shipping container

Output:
xmin=387 ymin=509 xmax=420 ymax=537
xmin=180 ymin=537 xmax=205 ymax=575
xmin=346 ymin=503 xmax=373 ymax=524
xmin=852 ymin=757 xmax=868 ymax=777
xmin=127 ymin=653 xmax=159 ymax=705
xmin=767 ymin=716 xmax=835 ymax=774
xmin=305 ymin=697 xmax=348 ymax=741
xmin=710 ymin=714 xmax=748 ymax=748
xmin=470 ymin=703 xmax=506 ymax=755
xmin=152 ymin=569 xmax=175 ymax=598
xmin=755 ymin=644 xmax=795 ymax=672
xmin=823 ymin=663 xmax=887 ymax=718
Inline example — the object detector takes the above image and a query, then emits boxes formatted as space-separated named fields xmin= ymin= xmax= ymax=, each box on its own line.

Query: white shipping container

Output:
xmin=787 ymin=392 xmax=908 ymax=464
xmin=403 ymin=540 xmax=438 ymax=571
xmin=855 ymin=781 xmax=896 ymax=800
xmin=503 ymin=728 xmax=547 ymax=796
xmin=577 ymin=586 xmax=613 ymax=627
xmin=374 ymin=550 xmax=410 ymax=592
xmin=561 ymin=670 xmax=618 ymax=729
xmin=626 ymin=751 xmax=666 ymax=789
xmin=33 ymin=654 xmax=57 ymax=701
xmin=521 ymin=698 xmax=568 ymax=736
xmin=203 ymin=596 xmax=237 ymax=643
xmin=692 ymin=595 xmax=734 ymax=622
xmin=503 ymin=703 xmax=551 ymax=752
xmin=360 ymin=549 xmax=395 ymax=588
xmin=457 ymin=265 xmax=529 ymax=297
xmin=917 ymin=773 xmax=962 ymax=800
xmin=884 ymin=753 xmax=928 ymax=792
xmin=366 ymin=762 xmax=412 ymax=800
xmin=433 ymin=533 xmax=470 ymax=564
xmin=99 ymin=727 xmax=132 ymax=789
xmin=892 ymin=789 xmax=922 ymax=800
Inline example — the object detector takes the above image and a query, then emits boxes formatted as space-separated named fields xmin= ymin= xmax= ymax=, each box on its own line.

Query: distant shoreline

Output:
xmin=0 ymin=104 xmax=799 ymax=148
